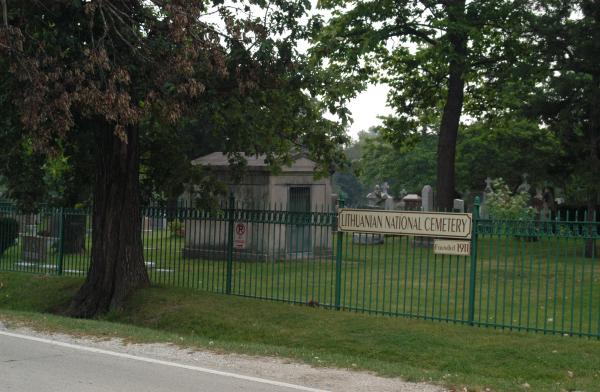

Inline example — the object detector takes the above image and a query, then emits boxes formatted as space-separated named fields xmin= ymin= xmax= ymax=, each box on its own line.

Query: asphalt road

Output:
xmin=0 ymin=331 xmax=326 ymax=392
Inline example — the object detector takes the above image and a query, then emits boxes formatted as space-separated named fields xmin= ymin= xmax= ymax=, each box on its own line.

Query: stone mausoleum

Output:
xmin=182 ymin=152 xmax=334 ymax=260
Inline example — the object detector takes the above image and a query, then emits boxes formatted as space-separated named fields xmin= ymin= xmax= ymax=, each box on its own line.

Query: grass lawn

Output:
xmin=1 ymin=227 xmax=599 ymax=337
xmin=0 ymin=271 xmax=599 ymax=392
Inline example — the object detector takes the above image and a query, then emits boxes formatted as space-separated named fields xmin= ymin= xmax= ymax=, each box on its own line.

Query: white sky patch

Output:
xmin=307 ymin=1 xmax=392 ymax=140
xmin=201 ymin=0 xmax=393 ymax=142
xmin=347 ymin=84 xmax=394 ymax=139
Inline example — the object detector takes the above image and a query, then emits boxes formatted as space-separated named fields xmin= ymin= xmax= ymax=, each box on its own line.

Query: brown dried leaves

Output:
xmin=1 ymin=1 xmax=274 ymax=149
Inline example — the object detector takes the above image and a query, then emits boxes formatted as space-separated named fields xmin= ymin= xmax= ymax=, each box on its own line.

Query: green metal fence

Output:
xmin=0 ymin=198 xmax=598 ymax=338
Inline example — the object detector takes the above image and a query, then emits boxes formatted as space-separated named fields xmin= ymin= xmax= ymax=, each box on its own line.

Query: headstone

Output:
xmin=382 ymin=183 xmax=395 ymax=210
xmin=48 ymin=213 xmax=87 ymax=253
xmin=421 ymin=185 xmax=433 ymax=212
xmin=541 ymin=187 xmax=554 ymax=221
xmin=381 ymin=182 xmax=391 ymax=199
xmin=23 ymin=213 xmax=38 ymax=235
xmin=414 ymin=186 xmax=433 ymax=248
xmin=532 ymin=188 xmax=544 ymax=218
xmin=18 ymin=213 xmax=38 ymax=235
xmin=21 ymin=235 xmax=56 ymax=262
xmin=453 ymin=199 xmax=465 ymax=213
xmin=366 ymin=182 xmax=393 ymax=209
xmin=480 ymin=177 xmax=493 ymax=219
xmin=484 ymin=177 xmax=493 ymax=194
xmin=395 ymin=199 xmax=406 ymax=210
xmin=352 ymin=232 xmax=385 ymax=245
xmin=402 ymin=194 xmax=422 ymax=210
xmin=63 ymin=215 xmax=86 ymax=253
xmin=516 ymin=173 xmax=531 ymax=194
xmin=353 ymin=184 xmax=389 ymax=245
xmin=151 ymin=216 xmax=167 ymax=230
xmin=384 ymin=197 xmax=395 ymax=210
xmin=143 ymin=216 xmax=152 ymax=232
xmin=366 ymin=185 xmax=382 ymax=207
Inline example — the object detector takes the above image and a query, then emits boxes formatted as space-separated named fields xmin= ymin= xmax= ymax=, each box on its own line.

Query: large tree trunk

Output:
xmin=67 ymin=124 xmax=150 ymax=318
xmin=585 ymin=74 xmax=600 ymax=258
xmin=436 ymin=0 xmax=467 ymax=211
xmin=166 ymin=197 xmax=179 ymax=222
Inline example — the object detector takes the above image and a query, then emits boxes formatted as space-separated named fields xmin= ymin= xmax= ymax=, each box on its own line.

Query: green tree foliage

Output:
xmin=0 ymin=1 xmax=346 ymax=316
xmin=359 ymin=132 xmax=437 ymax=195
xmin=332 ymin=129 xmax=373 ymax=206
xmin=521 ymin=0 xmax=600 ymax=256
xmin=311 ymin=0 xmax=530 ymax=209
xmin=525 ymin=0 xmax=600 ymax=211
xmin=485 ymin=178 xmax=536 ymax=221
xmin=347 ymin=120 xmax=561 ymax=201
xmin=332 ymin=171 xmax=367 ymax=206
xmin=456 ymin=118 xmax=562 ymax=193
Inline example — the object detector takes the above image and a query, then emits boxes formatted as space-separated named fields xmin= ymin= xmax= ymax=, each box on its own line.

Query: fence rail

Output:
xmin=0 ymin=198 xmax=598 ymax=338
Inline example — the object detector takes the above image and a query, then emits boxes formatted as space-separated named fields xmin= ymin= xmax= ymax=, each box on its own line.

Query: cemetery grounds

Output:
xmin=1 ymin=204 xmax=599 ymax=338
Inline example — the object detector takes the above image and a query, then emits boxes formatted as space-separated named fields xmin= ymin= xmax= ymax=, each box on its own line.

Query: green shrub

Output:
xmin=486 ymin=178 xmax=536 ymax=221
xmin=168 ymin=219 xmax=185 ymax=238
xmin=0 ymin=217 xmax=19 ymax=255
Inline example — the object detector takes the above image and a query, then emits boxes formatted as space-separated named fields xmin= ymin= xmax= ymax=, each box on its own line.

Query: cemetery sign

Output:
xmin=433 ymin=239 xmax=471 ymax=256
xmin=338 ymin=209 xmax=472 ymax=239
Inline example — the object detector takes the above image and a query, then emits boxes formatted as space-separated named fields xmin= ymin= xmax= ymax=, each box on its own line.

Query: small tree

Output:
xmin=311 ymin=0 xmax=532 ymax=210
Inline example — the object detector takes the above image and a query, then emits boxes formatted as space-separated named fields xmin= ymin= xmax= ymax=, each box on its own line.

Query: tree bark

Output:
xmin=61 ymin=214 xmax=86 ymax=254
xmin=585 ymin=74 xmax=600 ymax=258
xmin=166 ymin=197 xmax=179 ymax=222
xmin=67 ymin=123 xmax=150 ymax=317
xmin=436 ymin=0 xmax=467 ymax=211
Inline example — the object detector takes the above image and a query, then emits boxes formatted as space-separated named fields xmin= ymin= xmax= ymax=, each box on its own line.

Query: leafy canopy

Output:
xmin=0 ymin=1 xmax=347 ymax=208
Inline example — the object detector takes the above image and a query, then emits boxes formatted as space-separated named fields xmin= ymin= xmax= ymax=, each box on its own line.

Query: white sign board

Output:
xmin=433 ymin=239 xmax=471 ymax=256
xmin=234 ymin=222 xmax=247 ymax=249
xmin=338 ymin=209 xmax=472 ymax=239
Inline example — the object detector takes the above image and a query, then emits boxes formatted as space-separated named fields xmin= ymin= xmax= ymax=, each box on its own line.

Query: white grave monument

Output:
xmin=182 ymin=152 xmax=334 ymax=259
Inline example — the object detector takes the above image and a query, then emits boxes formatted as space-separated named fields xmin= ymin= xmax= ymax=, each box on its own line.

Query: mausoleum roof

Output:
xmin=191 ymin=152 xmax=317 ymax=173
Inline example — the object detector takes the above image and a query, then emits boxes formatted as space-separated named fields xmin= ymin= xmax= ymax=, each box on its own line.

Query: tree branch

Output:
xmin=398 ymin=25 xmax=438 ymax=46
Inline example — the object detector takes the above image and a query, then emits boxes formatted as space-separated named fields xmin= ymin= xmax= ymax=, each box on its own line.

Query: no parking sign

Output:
xmin=234 ymin=222 xmax=247 ymax=249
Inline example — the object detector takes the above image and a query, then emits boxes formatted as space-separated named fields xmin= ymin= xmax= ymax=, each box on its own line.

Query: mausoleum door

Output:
xmin=288 ymin=187 xmax=311 ymax=253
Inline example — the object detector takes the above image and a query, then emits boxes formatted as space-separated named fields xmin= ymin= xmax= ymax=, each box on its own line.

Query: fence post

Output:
xmin=226 ymin=193 xmax=235 ymax=295
xmin=57 ymin=207 xmax=65 ymax=276
xmin=335 ymin=196 xmax=345 ymax=310
xmin=468 ymin=196 xmax=480 ymax=325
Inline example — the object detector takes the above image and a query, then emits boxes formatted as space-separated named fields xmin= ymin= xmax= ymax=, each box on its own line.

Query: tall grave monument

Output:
xmin=413 ymin=185 xmax=434 ymax=247
xmin=352 ymin=183 xmax=393 ymax=244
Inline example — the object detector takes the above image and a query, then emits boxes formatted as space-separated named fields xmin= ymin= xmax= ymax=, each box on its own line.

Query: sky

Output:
xmin=345 ymin=84 xmax=394 ymax=140
xmin=305 ymin=1 xmax=393 ymax=141
xmin=205 ymin=1 xmax=394 ymax=142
